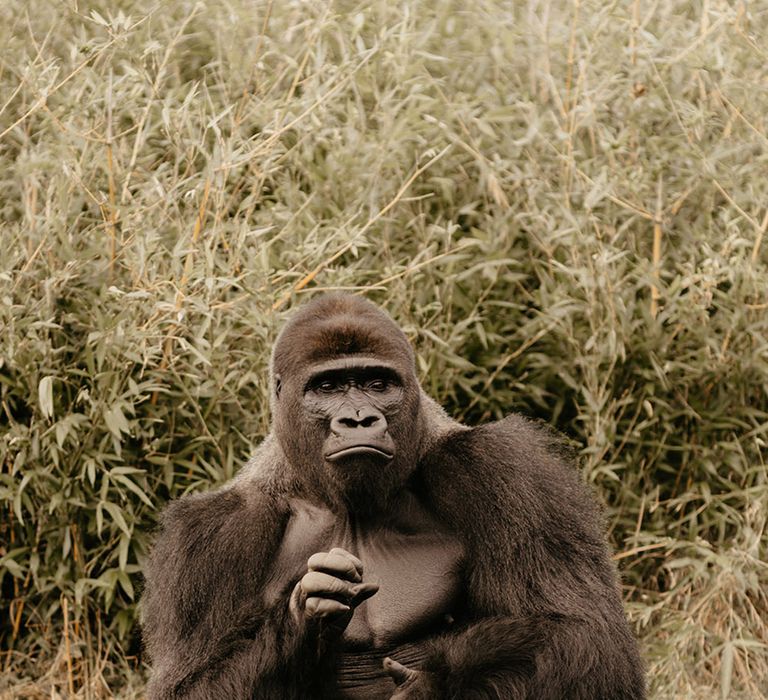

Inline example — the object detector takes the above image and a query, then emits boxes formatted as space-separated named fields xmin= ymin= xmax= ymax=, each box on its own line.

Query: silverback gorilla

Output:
xmin=142 ymin=294 xmax=645 ymax=699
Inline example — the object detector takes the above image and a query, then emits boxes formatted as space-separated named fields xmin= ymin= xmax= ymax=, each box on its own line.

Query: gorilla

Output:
xmin=142 ymin=294 xmax=645 ymax=699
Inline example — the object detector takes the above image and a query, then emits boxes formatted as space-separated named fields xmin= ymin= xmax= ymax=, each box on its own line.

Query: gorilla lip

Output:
xmin=325 ymin=445 xmax=394 ymax=461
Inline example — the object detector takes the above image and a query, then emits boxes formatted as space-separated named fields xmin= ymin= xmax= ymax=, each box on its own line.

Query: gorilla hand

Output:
xmin=291 ymin=547 xmax=379 ymax=637
xmin=384 ymin=657 xmax=434 ymax=699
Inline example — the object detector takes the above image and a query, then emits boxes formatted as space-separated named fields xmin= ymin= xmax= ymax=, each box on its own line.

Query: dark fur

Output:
xmin=271 ymin=295 xmax=416 ymax=382
xmin=142 ymin=295 xmax=645 ymax=699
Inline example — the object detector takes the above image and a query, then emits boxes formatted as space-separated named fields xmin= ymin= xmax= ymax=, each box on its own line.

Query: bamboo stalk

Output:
xmin=630 ymin=0 xmax=640 ymax=66
xmin=105 ymin=144 xmax=118 ymax=277
xmin=751 ymin=209 xmax=768 ymax=265
xmin=564 ymin=0 xmax=580 ymax=114
xmin=562 ymin=0 xmax=580 ymax=197
xmin=651 ymin=177 xmax=663 ymax=318
xmin=62 ymin=595 xmax=75 ymax=697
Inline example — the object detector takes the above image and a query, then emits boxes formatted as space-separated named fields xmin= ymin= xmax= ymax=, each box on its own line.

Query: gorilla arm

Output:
xmin=142 ymin=487 xmax=300 ymax=700
xmin=142 ymin=475 xmax=355 ymax=700
xmin=394 ymin=415 xmax=646 ymax=700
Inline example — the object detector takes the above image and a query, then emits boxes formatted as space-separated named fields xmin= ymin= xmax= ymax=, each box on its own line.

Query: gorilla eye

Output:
xmin=365 ymin=379 xmax=388 ymax=392
xmin=317 ymin=380 xmax=337 ymax=393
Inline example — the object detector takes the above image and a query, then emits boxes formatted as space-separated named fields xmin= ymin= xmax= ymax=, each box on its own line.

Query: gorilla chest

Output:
xmin=272 ymin=496 xmax=465 ymax=647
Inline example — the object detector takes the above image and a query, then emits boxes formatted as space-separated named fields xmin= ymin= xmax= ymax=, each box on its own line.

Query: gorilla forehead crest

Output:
xmin=272 ymin=294 xmax=416 ymax=379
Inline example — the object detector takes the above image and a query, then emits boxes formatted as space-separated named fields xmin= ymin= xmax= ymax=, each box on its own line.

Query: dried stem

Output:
xmin=651 ymin=176 xmax=663 ymax=318
xmin=62 ymin=595 xmax=75 ymax=697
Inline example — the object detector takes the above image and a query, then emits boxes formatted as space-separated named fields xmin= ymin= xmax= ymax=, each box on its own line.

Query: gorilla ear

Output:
xmin=274 ymin=374 xmax=282 ymax=399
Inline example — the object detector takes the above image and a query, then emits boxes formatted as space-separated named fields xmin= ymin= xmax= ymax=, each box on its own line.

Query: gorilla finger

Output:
xmin=328 ymin=547 xmax=364 ymax=574
xmin=350 ymin=581 xmax=379 ymax=604
xmin=307 ymin=552 xmax=362 ymax=581
xmin=300 ymin=571 xmax=357 ymax=599
xmin=305 ymin=596 xmax=350 ymax=618
xmin=383 ymin=657 xmax=420 ymax=687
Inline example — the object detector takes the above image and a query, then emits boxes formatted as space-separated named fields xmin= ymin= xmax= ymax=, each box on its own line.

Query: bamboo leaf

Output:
xmin=38 ymin=376 xmax=54 ymax=420
xmin=102 ymin=501 xmax=131 ymax=537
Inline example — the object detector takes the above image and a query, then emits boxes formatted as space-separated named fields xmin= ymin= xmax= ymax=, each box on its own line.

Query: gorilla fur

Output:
xmin=142 ymin=294 xmax=645 ymax=699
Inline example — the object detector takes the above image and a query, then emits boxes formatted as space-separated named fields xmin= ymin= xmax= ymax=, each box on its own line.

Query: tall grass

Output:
xmin=1 ymin=1 xmax=766 ymax=697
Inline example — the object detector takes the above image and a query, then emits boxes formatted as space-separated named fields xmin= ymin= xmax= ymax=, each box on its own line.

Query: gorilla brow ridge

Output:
xmin=272 ymin=294 xmax=415 ymax=379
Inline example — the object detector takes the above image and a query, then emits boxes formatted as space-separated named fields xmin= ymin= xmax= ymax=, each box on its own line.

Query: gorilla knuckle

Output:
xmin=305 ymin=596 xmax=348 ymax=618
xmin=306 ymin=551 xmax=331 ymax=570
xmin=301 ymin=571 xmax=350 ymax=597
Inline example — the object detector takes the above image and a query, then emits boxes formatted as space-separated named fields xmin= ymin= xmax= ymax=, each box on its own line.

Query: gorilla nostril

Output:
xmin=331 ymin=417 xmax=357 ymax=431
xmin=330 ymin=413 xmax=382 ymax=434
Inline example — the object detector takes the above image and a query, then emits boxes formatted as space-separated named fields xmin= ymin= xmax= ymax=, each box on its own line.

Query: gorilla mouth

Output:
xmin=325 ymin=445 xmax=394 ymax=462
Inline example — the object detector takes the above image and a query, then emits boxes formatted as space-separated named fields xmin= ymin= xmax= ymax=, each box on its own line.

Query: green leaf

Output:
xmin=118 ymin=570 xmax=134 ymax=600
xmin=113 ymin=474 xmax=154 ymax=508
xmin=104 ymin=405 xmax=130 ymax=438
xmin=13 ymin=472 xmax=34 ymax=526
xmin=102 ymin=501 xmax=131 ymax=536
xmin=38 ymin=376 xmax=54 ymax=420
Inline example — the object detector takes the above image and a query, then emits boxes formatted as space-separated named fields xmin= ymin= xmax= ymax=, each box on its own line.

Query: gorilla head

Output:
xmin=271 ymin=295 xmax=423 ymax=514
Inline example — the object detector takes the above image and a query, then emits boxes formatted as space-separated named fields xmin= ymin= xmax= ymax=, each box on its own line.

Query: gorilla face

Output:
xmin=304 ymin=358 xmax=402 ymax=465
xmin=271 ymin=295 xmax=423 ymax=514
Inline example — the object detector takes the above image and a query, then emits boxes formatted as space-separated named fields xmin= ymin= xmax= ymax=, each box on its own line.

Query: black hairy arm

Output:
xmin=142 ymin=489 xmax=332 ymax=700
xmin=400 ymin=415 xmax=646 ymax=700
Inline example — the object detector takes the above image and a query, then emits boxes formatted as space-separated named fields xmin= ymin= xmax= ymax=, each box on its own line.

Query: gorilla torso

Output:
xmin=264 ymin=491 xmax=465 ymax=698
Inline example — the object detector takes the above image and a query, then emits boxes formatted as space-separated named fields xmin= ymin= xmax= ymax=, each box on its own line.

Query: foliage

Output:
xmin=1 ymin=0 xmax=767 ymax=697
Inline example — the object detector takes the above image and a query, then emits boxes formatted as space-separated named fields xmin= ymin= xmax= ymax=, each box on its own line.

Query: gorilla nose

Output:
xmin=327 ymin=407 xmax=394 ymax=462
xmin=330 ymin=410 xmax=385 ymax=435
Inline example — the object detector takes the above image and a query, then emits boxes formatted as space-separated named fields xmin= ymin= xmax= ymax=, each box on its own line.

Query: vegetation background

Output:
xmin=1 ymin=0 xmax=766 ymax=697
